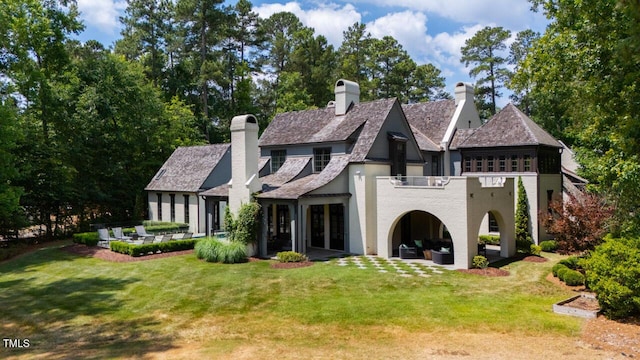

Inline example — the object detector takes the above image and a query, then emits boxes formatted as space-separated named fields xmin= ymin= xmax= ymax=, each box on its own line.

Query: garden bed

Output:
xmin=553 ymin=293 xmax=600 ymax=318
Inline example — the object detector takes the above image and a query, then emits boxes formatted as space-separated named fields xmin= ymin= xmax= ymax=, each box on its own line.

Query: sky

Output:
xmin=74 ymin=0 xmax=549 ymax=103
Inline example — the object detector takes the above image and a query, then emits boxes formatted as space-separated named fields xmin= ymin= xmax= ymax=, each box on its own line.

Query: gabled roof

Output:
xmin=261 ymin=156 xmax=311 ymax=189
xmin=258 ymin=98 xmax=396 ymax=149
xmin=145 ymin=144 xmax=230 ymax=192
xmin=403 ymin=100 xmax=456 ymax=151
xmin=457 ymin=104 xmax=562 ymax=149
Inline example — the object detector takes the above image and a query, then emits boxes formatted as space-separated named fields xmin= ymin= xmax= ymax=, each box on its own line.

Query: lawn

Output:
xmin=0 ymin=242 xmax=605 ymax=359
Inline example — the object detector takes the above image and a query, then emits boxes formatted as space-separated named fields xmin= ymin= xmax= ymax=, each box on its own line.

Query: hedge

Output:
xmin=539 ymin=240 xmax=558 ymax=252
xmin=109 ymin=239 xmax=197 ymax=257
xmin=478 ymin=235 xmax=500 ymax=245
xmin=72 ymin=232 xmax=100 ymax=247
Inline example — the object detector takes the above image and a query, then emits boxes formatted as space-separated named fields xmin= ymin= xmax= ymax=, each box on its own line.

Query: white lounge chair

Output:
xmin=97 ymin=228 xmax=117 ymax=247
xmin=112 ymin=227 xmax=132 ymax=242
xmin=135 ymin=225 xmax=153 ymax=237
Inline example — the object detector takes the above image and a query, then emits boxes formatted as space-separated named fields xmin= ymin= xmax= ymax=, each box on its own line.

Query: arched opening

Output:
xmin=477 ymin=210 xmax=508 ymax=261
xmin=390 ymin=210 xmax=452 ymax=262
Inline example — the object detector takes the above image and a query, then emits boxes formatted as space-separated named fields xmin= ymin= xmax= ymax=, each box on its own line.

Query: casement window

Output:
xmin=270 ymin=149 xmax=286 ymax=173
xmin=499 ymin=156 xmax=506 ymax=172
xmin=464 ymin=156 xmax=472 ymax=173
xmin=183 ymin=195 xmax=190 ymax=224
xmin=523 ymin=155 xmax=532 ymax=172
xmin=156 ymin=193 xmax=163 ymax=221
xmin=475 ymin=156 xmax=483 ymax=172
xmin=511 ymin=155 xmax=519 ymax=172
xmin=487 ymin=156 xmax=495 ymax=172
xmin=170 ymin=194 xmax=176 ymax=222
xmin=313 ymin=148 xmax=331 ymax=173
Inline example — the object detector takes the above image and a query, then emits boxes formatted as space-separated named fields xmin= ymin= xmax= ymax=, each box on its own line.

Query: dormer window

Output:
xmin=313 ymin=148 xmax=331 ymax=173
xmin=388 ymin=132 xmax=407 ymax=177
xmin=271 ymin=149 xmax=286 ymax=173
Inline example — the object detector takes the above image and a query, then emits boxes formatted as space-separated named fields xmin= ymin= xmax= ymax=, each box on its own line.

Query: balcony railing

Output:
xmin=388 ymin=176 xmax=450 ymax=188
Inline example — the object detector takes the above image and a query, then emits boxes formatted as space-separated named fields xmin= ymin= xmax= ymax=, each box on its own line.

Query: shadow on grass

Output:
xmin=489 ymin=253 xmax=528 ymax=268
xmin=0 ymin=245 xmax=79 ymax=275
xmin=0 ymin=275 xmax=176 ymax=359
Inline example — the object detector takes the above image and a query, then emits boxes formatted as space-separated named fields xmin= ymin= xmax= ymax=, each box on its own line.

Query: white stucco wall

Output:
xmin=348 ymin=163 xmax=389 ymax=255
xmin=147 ymin=192 xmax=203 ymax=233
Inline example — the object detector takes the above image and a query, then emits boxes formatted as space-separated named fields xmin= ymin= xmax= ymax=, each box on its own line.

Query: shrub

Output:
xmin=552 ymin=263 xmax=568 ymax=277
xmin=559 ymin=256 xmax=580 ymax=270
xmin=530 ymin=244 xmax=542 ymax=256
xmin=195 ymin=238 xmax=247 ymax=264
xmin=556 ymin=266 xmax=570 ymax=280
xmin=110 ymin=239 xmax=197 ymax=257
xmin=539 ymin=240 xmax=558 ymax=252
xmin=72 ymin=232 xmax=99 ymax=246
xmin=562 ymin=269 xmax=585 ymax=286
xmin=583 ymin=236 xmax=640 ymax=319
xmin=472 ymin=255 xmax=489 ymax=269
xmin=140 ymin=221 xmax=189 ymax=234
xmin=478 ymin=235 xmax=500 ymax=245
xmin=515 ymin=176 xmax=533 ymax=253
xmin=276 ymin=251 xmax=308 ymax=263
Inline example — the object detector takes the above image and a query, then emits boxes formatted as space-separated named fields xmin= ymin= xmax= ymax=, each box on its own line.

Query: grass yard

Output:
xmin=0 ymin=242 xmax=616 ymax=359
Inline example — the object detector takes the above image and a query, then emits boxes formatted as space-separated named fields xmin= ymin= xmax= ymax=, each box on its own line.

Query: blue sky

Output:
xmin=74 ymin=0 xmax=549 ymax=102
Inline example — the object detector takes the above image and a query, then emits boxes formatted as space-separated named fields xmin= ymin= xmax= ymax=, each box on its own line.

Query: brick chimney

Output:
xmin=229 ymin=114 xmax=262 ymax=214
xmin=334 ymin=79 xmax=360 ymax=116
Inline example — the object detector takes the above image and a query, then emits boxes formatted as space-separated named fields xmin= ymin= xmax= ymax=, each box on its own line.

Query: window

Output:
xmin=313 ymin=148 xmax=331 ymax=173
xmin=487 ymin=156 xmax=494 ymax=172
xmin=464 ymin=156 xmax=472 ymax=172
xmin=475 ymin=156 xmax=483 ymax=172
xmin=431 ymin=155 xmax=440 ymax=176
xmin=488 ymin=212 xmax=499 ymax=232
xmin=183 ymin=195 xmax=190 ymax=224
xmin=170 ymin=194 xmax=176 ymax=222
xmin=156 ymin=193 xmax=162 ymax=221
xmin=523 ymin=155 xmax=532 ymax=172
xmin=499 ymin=156 xmax=506 ymax=172
xmin=270 ymin=150 xmax=286 ymax=173
xmin=389 ymin=140 xmax=406 ymax=176
xmin=511 ymin=155 xmax=519 ymax=172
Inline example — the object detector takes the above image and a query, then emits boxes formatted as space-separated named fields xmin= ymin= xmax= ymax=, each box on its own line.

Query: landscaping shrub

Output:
xmin=530 ymin=244 xmax=542 ymax=256
xmin=556 ymin=266 xmax=570 ymax=280
xmin=276 ymin=251 xmax=308 ymax=263
xmin=561 ymin=269 xmax=585 ymax=286
xmin=515 ymin=176 xmax=533 ymax=254
xmin=140 ymin=221 xmax=189 ymax=234
xmin=478 ymin=235 xmax=500 ymax=245
xmin=559 ymin=256 xmax=580 ymax=269
xmin=472 ymin=255 xmax=489 ymax=269
xmin=72 ymin=232 xmax=99 ymax=246
xmin=110 ymin=239 xmax=197 ymax=257
xmin=194 ymin=237 xmax=247 ymax=264
xmin=583 ymin=236 xmax=640 ymax=319
xmin=539 ymin=240 xmax=558 ymax=252
xmin=552 ymin=263 xmax=568 ymax=277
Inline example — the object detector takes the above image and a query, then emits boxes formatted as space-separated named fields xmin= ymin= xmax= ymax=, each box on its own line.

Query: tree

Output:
xmin=515 ymin=177 xmax=533 ymax=251
xmin=409 ymin=63 xmax=448 ymax=102
xmin=540 ymin=193 xmax=614 ymax=254
xmin=337 ymin=23 xmax=373 ymax=98
xmin=507 ymin=29 xmax=540 ymax=115
xmin=368 ymin=36 xmax=416 ymax=102
xmin=460 ymin=26 xmax=511 ymax=116
xmin=0 ymin=100 xmax=26 ymax=237
xmin=521 ymin=0 xmax=640 ymax=234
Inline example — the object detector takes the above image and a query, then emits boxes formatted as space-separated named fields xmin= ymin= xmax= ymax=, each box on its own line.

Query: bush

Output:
xmin=110 ymin=239 xmax=197 ymax=257
xmin=139 ymin=221 xmax=189 ymax=234
xmin=556 ymin=266 xmax=570 ymax=280
xmin=583 ymin=236 xmax=640 ymax=319
xmin=559 ymin=256 xmax=580 ymax=270
xmin=539 ymin=240 xmax=558 ymax=252
xmin=194 ymin=238 xmax=247 ymax=264
xmin=530 ymin=244 xmax=542 ymax=256
xmin=276 ymin=251 xmax=308 ymax=263
xmin=472 ymin=255 xmax=489 ymax=269
xmin=72 ymin=232 xmax=99 ymax=246
xmin=478 ymin=235 xmax=500 ymax=245
xmin=552 ymin=263 xmax=568 ymax=277
xmin=561 ymin=269 xmax=585 ymax=286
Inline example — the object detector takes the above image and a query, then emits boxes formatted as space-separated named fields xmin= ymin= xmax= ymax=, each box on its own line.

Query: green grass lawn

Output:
xmin=0 ymin=243 xmax=584 ymax=359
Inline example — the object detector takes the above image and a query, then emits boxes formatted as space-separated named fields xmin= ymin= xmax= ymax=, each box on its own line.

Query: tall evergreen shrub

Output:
xmin=515 ymin=177 xmax=533 ymax=252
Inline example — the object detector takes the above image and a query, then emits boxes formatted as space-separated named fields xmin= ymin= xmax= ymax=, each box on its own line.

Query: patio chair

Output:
xmin=181 ymin=232 xmax=192 ymax=240
xmin=135 ymin=225 xmax=153 ymax=237
xmin=112 ymin=227 xmax=132 ymax=242
xmin=161 ymin=234 xmax=173 ymax=242
xmin=97 ymin=228 xmax=117 ymax=247
xmin=142 ymin=236 xmax=155 ymax=244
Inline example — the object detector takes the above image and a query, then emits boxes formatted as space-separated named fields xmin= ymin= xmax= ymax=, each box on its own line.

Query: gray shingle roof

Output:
xmin=403 ymin=100 xmax=456 ymax=150
xmin=258 ymin=98 xmax=396 ymax=149
xmin=145 ymin=144 xmax=230 ymax=192
xmin=261 ymin=156 xmax=311 ymax=188
xmin=458 ymin=104 xmax=562 ymax=149
xmin=257 ymin=155 xmax=350 ymax=199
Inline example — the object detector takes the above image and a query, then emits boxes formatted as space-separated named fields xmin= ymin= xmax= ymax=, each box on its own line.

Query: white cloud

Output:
xmin=77 ymin=0 xmax=126 ymax=34
xmin=254 ymin=2 xmax=361 ymax=46
xmin=366 ymin=11 xmax=428 ymax=55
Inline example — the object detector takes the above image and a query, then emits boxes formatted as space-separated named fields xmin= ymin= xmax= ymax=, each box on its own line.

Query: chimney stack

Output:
xmin=229 ymin=114 xmax=262 ymax=214
xmin=454 ymin=82 xmax=474 ymax=106
xmin=334 ymin=79 xmax=360 ymax=116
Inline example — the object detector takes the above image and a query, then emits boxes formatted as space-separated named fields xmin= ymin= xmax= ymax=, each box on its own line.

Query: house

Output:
xmin=147 ymin=79 xmax=571 ymax=269
xmin=145 ymin=144 xmax=231 ymax=233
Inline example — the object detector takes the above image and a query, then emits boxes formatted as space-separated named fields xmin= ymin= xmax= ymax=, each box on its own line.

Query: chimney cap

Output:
xmin=231 ymin=114 xmax=258 ymax=131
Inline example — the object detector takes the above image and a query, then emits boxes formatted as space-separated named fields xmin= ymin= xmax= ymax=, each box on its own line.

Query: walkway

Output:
xmin=334 ymin=255 xmax=451 ymax=278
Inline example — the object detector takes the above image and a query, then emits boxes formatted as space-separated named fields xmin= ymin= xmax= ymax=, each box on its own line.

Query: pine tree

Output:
xmin=515 ymin=177 xmax=533 ymax=252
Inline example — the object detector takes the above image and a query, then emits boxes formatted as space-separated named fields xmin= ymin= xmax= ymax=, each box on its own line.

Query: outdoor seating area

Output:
xmin=96 ymin=225 xmax=202 ymax=248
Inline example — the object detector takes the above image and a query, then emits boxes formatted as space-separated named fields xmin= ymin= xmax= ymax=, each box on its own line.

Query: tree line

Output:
xmin=1 ymin=0 xmax=639 ymax=239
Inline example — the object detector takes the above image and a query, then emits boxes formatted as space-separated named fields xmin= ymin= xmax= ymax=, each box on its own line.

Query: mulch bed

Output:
xmin=522 ymin=255 xmax=548 ymax=263
xmin=62 ymin=243 xmax=193 ymax=262
xmin=457 ymin=267 xmax=510 ymax=276
xmin=270 ymin=261 xmax=314 ymax=269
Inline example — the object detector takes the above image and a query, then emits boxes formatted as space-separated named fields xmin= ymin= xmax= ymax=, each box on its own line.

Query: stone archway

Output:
xmin=389 ymin=210 xmax=447 ymax=256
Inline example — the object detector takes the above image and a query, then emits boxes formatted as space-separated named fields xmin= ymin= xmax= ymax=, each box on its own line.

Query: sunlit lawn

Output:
xmin=0 ymin=242 xmax=583 ymax=359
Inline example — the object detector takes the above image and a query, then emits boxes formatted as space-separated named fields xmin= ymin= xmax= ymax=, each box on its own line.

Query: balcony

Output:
xmin=388 ymin=176 xmax=451 ymax=188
